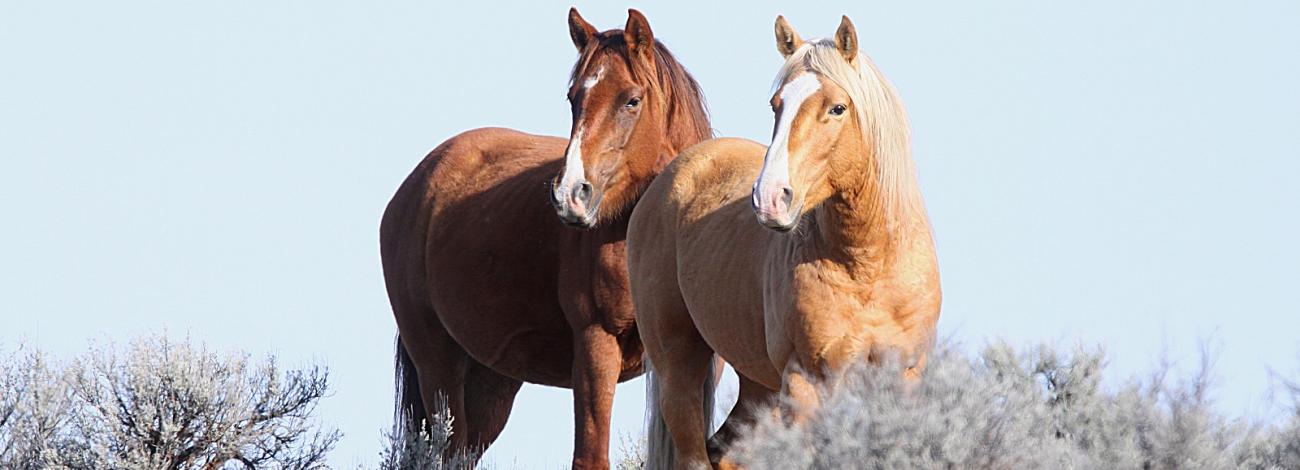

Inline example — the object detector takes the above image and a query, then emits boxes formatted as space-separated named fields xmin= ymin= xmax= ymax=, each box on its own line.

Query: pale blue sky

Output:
xmin=2 ymin=0 xmax=1298 ymax=467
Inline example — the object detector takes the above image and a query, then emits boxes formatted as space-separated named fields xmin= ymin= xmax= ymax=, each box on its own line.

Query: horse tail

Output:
xmin=394 ymin=336 xmax=427 ymax=438
xmin=645 ymin=354 xmax=719 ymax=470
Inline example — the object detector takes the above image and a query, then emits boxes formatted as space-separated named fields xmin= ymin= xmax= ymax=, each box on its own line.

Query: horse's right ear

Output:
xmin=568 ymin=7 xmax=597 ymax=51
xmin=775 ymin=15 xmax=803 ymax=58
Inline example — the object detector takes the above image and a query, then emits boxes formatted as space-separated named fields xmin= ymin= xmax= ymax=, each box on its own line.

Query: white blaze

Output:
xmin=756 ymin=73 xmax=821 ymax=195
xmin=557 ymin=66 xmax=606 ymax=198
xmin=559 ymin=127 xmax=586 ymax=194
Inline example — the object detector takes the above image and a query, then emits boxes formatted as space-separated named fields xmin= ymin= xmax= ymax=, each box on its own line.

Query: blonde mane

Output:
xmin=772 ymin=39 xmax=926 ymax=225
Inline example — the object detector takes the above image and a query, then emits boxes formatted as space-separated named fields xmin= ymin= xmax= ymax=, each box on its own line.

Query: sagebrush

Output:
xmin=375 ymin=393 xmax=478 ymax=470
xmin=9 ymin=337 xmax=1297 ymax=469
xmin=727 ymin=342 xmax=1300 ymax=470
xmin=0 ymin=336 xmax=339 ymax=469
xmin=0 ymin=335 xmax=476 ymax=470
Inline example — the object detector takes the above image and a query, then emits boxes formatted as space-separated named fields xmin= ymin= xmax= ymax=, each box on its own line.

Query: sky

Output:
xmin=2 ymin=0 xmax=1298 ymax=467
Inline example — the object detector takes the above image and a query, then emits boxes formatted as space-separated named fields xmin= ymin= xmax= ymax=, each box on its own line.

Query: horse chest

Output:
xmin=557 ymin=233 xmax=638 ymax=331
xmin=564 ymin=260 xmax=642 ymax=339
xmin=766 ymin=266 xmax=926 ymax=370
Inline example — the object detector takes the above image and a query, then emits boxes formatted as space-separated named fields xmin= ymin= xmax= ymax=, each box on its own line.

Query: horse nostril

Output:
xmin=780 ymin=186 xmax=794 ymax=207
xmin=573 ymin=181 xmax=594 ymax=204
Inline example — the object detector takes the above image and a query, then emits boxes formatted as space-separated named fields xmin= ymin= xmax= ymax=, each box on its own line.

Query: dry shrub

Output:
xmin=724 ymin=342 xmax=1300 ymax=470
xmin=1 ymin=336 xmax=337 ymax=469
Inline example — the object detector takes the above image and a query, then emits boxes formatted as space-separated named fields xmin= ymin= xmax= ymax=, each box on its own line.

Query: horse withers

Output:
xmin=380 ymin=8 xmax=709 ymax=469
xmin=628 ymin=16 xmax=942 ymax=469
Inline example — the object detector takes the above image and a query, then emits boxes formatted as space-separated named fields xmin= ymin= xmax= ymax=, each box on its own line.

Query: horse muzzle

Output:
xmin=751 ymin=182 xmax=800 ymax=232
xmin=552 ymin=180 xmax=600 ymax=228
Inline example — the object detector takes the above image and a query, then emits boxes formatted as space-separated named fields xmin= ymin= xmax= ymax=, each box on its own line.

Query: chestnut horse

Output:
xmin=380 ymin=8 xmax=710 ymax=468
xmin=628 ymin=16 xmax=942 ymax=469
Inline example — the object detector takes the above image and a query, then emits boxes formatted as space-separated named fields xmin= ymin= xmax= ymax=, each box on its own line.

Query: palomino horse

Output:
xmin=629 ymin=16 xmax=942 ymax=468
xmin=380 ymin=8 xmax=709 ymax=468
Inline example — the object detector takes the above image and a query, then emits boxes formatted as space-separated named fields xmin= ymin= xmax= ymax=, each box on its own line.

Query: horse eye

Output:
xmin=829 ymin=104 xmax=847 ymax=116
xmin=625 ymin=97 xmax=641 ymax=108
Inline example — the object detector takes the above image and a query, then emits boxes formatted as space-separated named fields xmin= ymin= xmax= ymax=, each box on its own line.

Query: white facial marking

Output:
xmin=582 ymin=65 xmax=605 ymax=90
xmin=757 ymin=73 xmax=821 ymax=193
xmin=557 ymin=65 xmax=604 ymax=205
xmin=559 ymin=127 xmax=586 ymax=193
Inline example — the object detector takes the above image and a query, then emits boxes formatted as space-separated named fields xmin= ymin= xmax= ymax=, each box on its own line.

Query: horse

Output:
xmin=379 ymin=8 xmax=711 ymax=468
xmin=628 ymin=15 xmax=942 ymax=469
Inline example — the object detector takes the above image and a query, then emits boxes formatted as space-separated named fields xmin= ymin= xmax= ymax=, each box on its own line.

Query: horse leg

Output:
xmin=462 ymin=359 xmax=523 ymax=453
xmin=636 ymin=262 xmax=714 ymax=469
xmin=570 ymin=325 xmax=623 ymax=469
xmin=648 ymin=329 xmax=716 ymax=470
xmin=396 ymin=313 xmax=472 ymax=455
xmin=779 ymin=360 xmax=822 ymax=426
xmin=708 ymin=374 xmax=776 ymax=467
xmin=904 ymin=349 xmax=928 ymax=382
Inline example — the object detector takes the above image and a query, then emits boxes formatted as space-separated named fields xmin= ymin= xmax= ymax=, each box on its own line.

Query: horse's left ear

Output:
xmin=568 ymin=7 xmax=597 ymax=51
xmin=833 ymin=15 xmax=858 ymax=64
xmin=624 ymin=9 xmax=655 ymax=63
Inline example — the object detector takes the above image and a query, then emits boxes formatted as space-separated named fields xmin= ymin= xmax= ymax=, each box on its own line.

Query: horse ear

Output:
xmin=833 ymin=15 xmax=859 ymax=63
xmin=624 ymin=9 xmax=655 ymax=63
xmin=774 ymin=15 xmax=803 ymax=58
xmin=568 ymin=7 xmax=597 ymax=51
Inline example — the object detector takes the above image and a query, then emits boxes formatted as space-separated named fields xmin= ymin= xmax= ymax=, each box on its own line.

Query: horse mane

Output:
xmin=569 ymin=32 xmax=713 ymax=150
xmin=772 ymin=39 xmax=925 ymax=223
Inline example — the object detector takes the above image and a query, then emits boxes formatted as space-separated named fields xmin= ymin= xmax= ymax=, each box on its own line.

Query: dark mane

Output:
xmin=569 ymin=31 xmax=712 ymax=149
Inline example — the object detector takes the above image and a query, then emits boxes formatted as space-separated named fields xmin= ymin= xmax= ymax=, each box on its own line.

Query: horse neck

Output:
xmin=808 ymin=149 xmax=931 ymax=276
xmin=618 ymin=83 xmax=709 ymax=216
xmin=660 ymin=95 xmax=712 ymax=167
xmin=601 ymin=130 xmax=686 ymax=226
xmin=650 ymin=57 xmax=711 ymax=170
xmin=661 ymin=126 xmax=699 ymax=163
